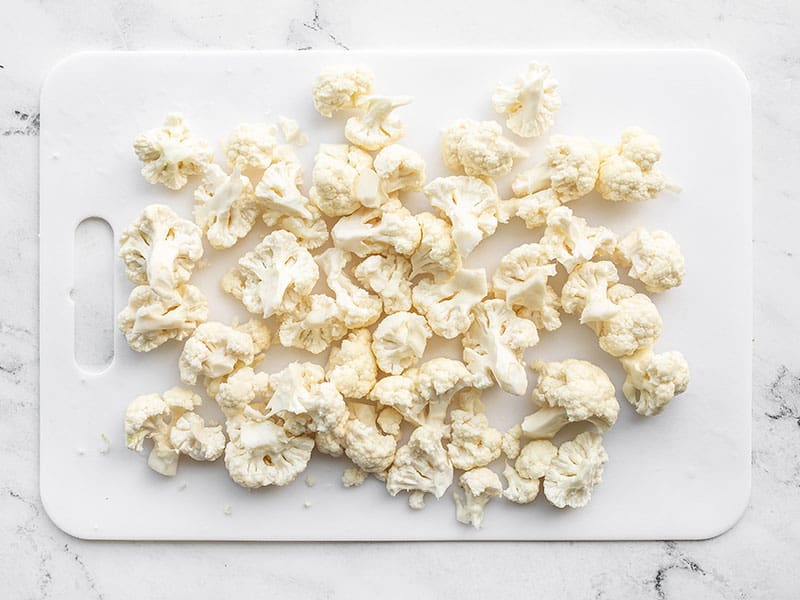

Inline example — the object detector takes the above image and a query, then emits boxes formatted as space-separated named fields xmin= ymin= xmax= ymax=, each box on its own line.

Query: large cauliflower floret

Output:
xmin=501 ymin=439 xmax=557 ymax=504
xmin=372 ymin=311 xmax=433 ymax=375
xmin=386 ymin=424 xmax=453 ymax=509
xmin=325 ymin=329 xmax=378 ymax=400
xmin=561 ymin=261 xmax=621 ymax=325
xmin=193 ymin=164 xmax=259 ymax=249
xmin=597 ymin=127 xmax=669 ymax=203
xmin=454 ymin=468 xmax=503 ymax=529
xmin=118 ymin=284 xmax=208 ymax=352
xmin=424 ymin=176 xmax=499 ymax=257
xmin=119 ymin=204 xmax=204 ymax=301
xmin=410 ymin=212 xmax=462 ymax=280
xmin=223 ymin=123 xmax=278 ymax=170
xmin=412 ymin=268 xmax=488 ymax=339
xmin=344 ymin=402 xmax=397 ymax=474
xmin=447 ymin=409 xmax=503 ymax=470
xmin=354 ymin=253 xmax=413 ymax=314
xmin=373 ymin=144 xmax=426 ymax=193
xmin=440 ymin=119 xmax=526 ymax=178
xmin=331 ymin=198 xmax=421 ymax=257
xmin=620 ymin=347 xmax=690 ymax=416
xmin=312 ymin=65 xmax=374 ymax=118
xmin=589 ymin=284 xmax=663 ymax=357
xmin=462 ymin=299 xmax=539 ymax=396
xmin=125 ymin=387 xmax=224 ymax=476
xmin=491 ymin=62 xmax=561 ymax=138
xmin=317 ymin=248 xmax=383 ymax=329
xmin=492 ymin=243 xmax=560 ymax=331
xmin=309 ymin=144 xmax=380 ymax=217
xmin=278 ymin=294 xmax=348 ymax=354
xmin=224 ymin=230 xmax=319 ymax=318
xmin=540 ymin=206 xmax=617 ymax=273
xmin=543 ymin=431 xmax=608 ymax=509
xmin=133 ymin=113 xmax=213 ymax=190
xmin=522 ymin=359 xmax=619 ymax=439
xmin=255 ymin=160 xmax=313 ymax=223
xmin=345 ymin=95 xmax=412 ymax=151
xmin=616 ymin=227 xmax=686 ymax=293
xmin=513 ymin=135 xmax=600 ymax=202
xmin=178 ymin=322 xmax=256 ymax=386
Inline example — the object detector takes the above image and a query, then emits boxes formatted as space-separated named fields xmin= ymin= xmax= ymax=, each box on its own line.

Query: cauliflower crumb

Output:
xmin=342 ymin=466 xmax=369 ymax=487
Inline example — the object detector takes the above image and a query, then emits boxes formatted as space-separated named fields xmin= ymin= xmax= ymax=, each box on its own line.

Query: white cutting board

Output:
xmin=39 ymin=50 xmax=751 ymax=540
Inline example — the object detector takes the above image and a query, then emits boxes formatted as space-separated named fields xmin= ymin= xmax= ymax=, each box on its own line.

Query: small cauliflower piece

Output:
xmin=589 ymin=284 xmax=663 ymax=357
xmin=377 ymin=406 xmax=403 ymax=438
xmin=540 ymin=206 xmax=617 ymax=273
xmin=454 ymin=468 xmax=503 ymax=529
xmin=342 ymin=466 xmax=369 ymax=487
xmin=119 ymin=204 xmax=204 ymax=301
xmin=597 ymin=127 xmax=670 ymax=203
xmin=193 ymin=164 xmax=259 ymax=249
xmin=386 ymin=424 xmax=453 ymax=508
xmin=223 ymin=123 xmax=278 ymax=170
xmin=441 ymin=119 xmax=526 ymax=178
xmin=277 ymin=116 xmax=308 ymax=146
xmin=331 ymin=198 xmax=421 ymax=257
xmin=501 ymin=439 xmax=557 ymax=504
xmin=125 ymin=387 xmax=223 ymax=476
xmin=372 ymin=312 xmax=433 ymax=375
xmin=312 ymin=65 xmax=374 ymax=118
xmin=317 ymin=248 xmax=382 ymax=329
xmin=616 ymin=227 xmax=686 ymax=293
xmin=543 ymin=431 xmax=608 ymax=509
xmin=412 ymin=268 xmax=488 ymax=339
xmin=522 ymin=359 xmax=619 ymax=439
xmin=325 ymin=329 xmax=378 ymax=399
xmin=502 ymin=463 xmax=541 ymax=504
xmin=133 ymin=113 xmax=213 ymax=190
xmin=499 ymin=189 xmax=563 ymax=230
xmin=354 ymin=253 xmax=413 ymax=314
xmin=462 ymin=299 xmax=539 ymax=395
xmin=447 ymin=410 xmax=503 ymax=470
xmin=373 ymin=144 xmax=426 ymax=193
xmin=561 ymin=261 xmax=621 ymax=324
xmin=309 ymin=144 xmax=379 ymax=217
xmin=501 ymin=424 xmax=522 ymax=460
xmin=410 ymin=212 xmax=462 ymax=280
xmin=256 ymin=160 xmax=313 ymax=222
xmin=278 ymin=294 xmax=348 ymax=354
xmin=266 ymin=204 xmax=329 ymax=250
xmin=344 ymin=402 xmax=397 ymax=474
xmin=345 ymin=95 xmax=412 ymax=151
xmin=620 ymin=347 xmax=690 ymax=416
xmin=492 ymin=62 xmax=561 ymax=138
xmin=118 ymin=284 xmax=208 ymax=352
xmin=179 ymin=322 xmax=255 ymax=386
xmin=213 ymin=366 xmax=272 ymax=420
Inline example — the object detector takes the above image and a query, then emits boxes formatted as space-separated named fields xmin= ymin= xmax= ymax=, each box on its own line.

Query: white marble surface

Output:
xmin=1 ymin=0 xmax=798 ymax=597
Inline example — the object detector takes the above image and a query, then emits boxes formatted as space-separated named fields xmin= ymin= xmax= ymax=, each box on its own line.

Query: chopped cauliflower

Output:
xmin=386 ymin=424 xmax=453 ymax=508
xmin=312 ymin=65 xmax=374 ymax=118
xmin=447 ymin=410 xmax=503 ymax=470
xmin=342 ymin=466 xmax=369 ymax=487
xmin=344 ymin=402 xmax=397 ymax=474
xmin=501 ymin=439 xmax=557 ymax=504
xmin=212 ymin=366 xmax=272 ymax=420
xmin=325 ymin=329 xmax=378 ymax=399
xmin=561 ymin=261 xmax=621 ymax=324
xmin=597 ymin=127 xmax=670 ymax=203
xmin=265 ymin=204 xmax=329 ymax=250
xmin=543 ymin=432 xmax=608 ymax=509
xmin=373 ymin=144 xmax=426 ymax=193
xmin=345 ymin=95 xmax=412 ymax=151
xmin=309 ymin=144 xmax=379 ymax=217
xmin=440 ymin=119 xmax=526 ymax=178
xmin=133 ymin=113 xmax=213 ymax=190
xmin=412 ymin=268 xmax=488 ymax=339
xmin=501 ymin=424 xmax=522 ymax=460
xmin=372 ymin=311 xmax=432 ymax=375
xmin=454 ymin=468 xmax=503 ymax=529
xmin=179 ymin=322 xmax=255 ymax=386
xmin=620 ymin=347 xmax=690 ymax=416
xmin=278 ymin=294 xmax=348 ymax=354
xmin=331 ymin=198 xmax=421 ymax=257
xmin=193 ymin=164 xmax=259 ymax=249
xmin=492 ymin=62 xmax=560 ymax=138
xmin=354 ymin=253 xmax=413 ymax=314
xmin=277 ymin=115 xmax=308 ymax=146
xmin=499 ymin=189 xmax=563 ymax=230
xmin=502 ymin=463 xmax=541 ymax=504
xmin=223 ymin=123 xmax=278 ymax=170
xmin=410 ymin=212 xmax=462 ymax=280
xmin=616 ymin=227 xmax=685 ymax=293
xmin=540 ymin=206 xmax=617 ymax=273
xmin=317 ymin=248 xmax=382 ymax=329
xmin=589 ymin=284 xmax=663 ymax=357
xmin=255 ymin=160 xmax=313 ymax=223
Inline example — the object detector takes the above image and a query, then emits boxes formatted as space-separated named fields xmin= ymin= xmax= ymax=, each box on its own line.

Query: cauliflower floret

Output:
xmin=616 ymin=227 xmax=686 ymax=293
xmin=119 ymin=204 xmax=204 ymax=301
xmin=179 ymin=322 xmax=255 ymax=386
xmin=501 ymin=439 xmax=557 ymax=504
xmin=447 ymin=410 xmax=503 ymax=470
xmin=309 ymin=144 xmax=380 ymax=217
xmin=344 ymin=402 xmax=397 ymax=474
xmin=373 ymin=144 xmax=426 ymax=193
xmin=440 ymin=119 xmax=526 ymax=178
xmin=312 ymin=65 xmax=374 ymax=118
xmin=317 ymin=248 xmax=382 ymax=329
xmin=499 ymin=189 xmax=563 ymax=230
xmin=118 ymin=284 xmax=208 ymax=352
xmin=256 ymin=160 xmax=313 ymax=222
xmin=325 ymin=329 xmax=378 ymax=399
xmin=501 ymin=424 xmax=522 ymax=460
xmin=277 ymin=115 xmax=308 ymax=146
xmin=345 ymin=95 xmax=412 ymax=151
xmin=597 ymin=127 xmax=670 ymax=203
xmin=224 ymin=230 xmax=318 ymax=318
xmin=372 ymin=312 xmax=433 ymax=375
xmin=561 ymin=261 xmax=621 ymax=324
xmin=425 ymin=176 xmax=499 ymax=257
xmin=342 ymin=466 xmax=369 ymax=487
xmin=386 ymin=424 xmax=453 ymax=508
xmin=412 ymin=268 xmax=488 ymax=339
xmin=377 ymin=406 xmax=404 ymax=438
xmin=354 ymin=253 xmax=413 ymax=314
xmin=492 ymin=62 xmax=561 ymax=138
xmin=540 ymin=206 xmax=617 ymax=273
xmin=543 ymin=431 xmax=608 ymax=509
xmin=278 ymin=294 xmax=348 ymax=354
xmin=502 ymin=463 xmax=541 ymax=504
xmin=193 ymin=164 xmax=259 ymax=249
xmin=266 ymin=204 xmax=329 ymax=250
xmin=522 ymin=359 xmax=619 ymax=439
xmin=125 ymin=387 xmax=223 ymax=476
xmin=462 ymin=299 xmax=539 ymax=395
xmin=133 ymin=113 xmax=213 ymax=190
xmin=213 ymin=366 xmax=272 ymax=420
xmin=620 ymin=347 xmax=690 ymax=416
xmin=331 ymin=198 xmax=421 ymax=257
xmin=410 ymin=212 xmax=462 ymax=280
xmin=454 ymin=468 xmax=503 ymax=529
xmin=589 ymin=284 xmax=663 ymax=357
xmin=223 ymin=123 xmax=278 ymax=170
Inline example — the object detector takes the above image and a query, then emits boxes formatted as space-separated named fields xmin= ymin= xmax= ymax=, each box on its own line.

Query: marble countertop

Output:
xmin=2 ymin=0 xmax=798 ymax=597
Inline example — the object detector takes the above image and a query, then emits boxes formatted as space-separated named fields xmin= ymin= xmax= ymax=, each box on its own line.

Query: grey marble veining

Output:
xmin=1 ymin=0 xmax=799 ymax=597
